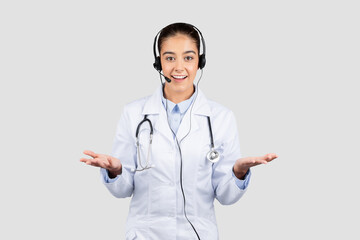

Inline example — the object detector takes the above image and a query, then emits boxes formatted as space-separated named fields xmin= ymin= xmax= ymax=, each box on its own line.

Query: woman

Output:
xmin=80 ymin=22 xmax=278 ymax=240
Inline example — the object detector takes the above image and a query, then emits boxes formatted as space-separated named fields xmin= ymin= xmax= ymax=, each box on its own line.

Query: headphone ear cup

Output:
xmin=199 ymin=54 xmax=206 ymax=69
xmin=153 ymin=56 xmax=162 ymax=71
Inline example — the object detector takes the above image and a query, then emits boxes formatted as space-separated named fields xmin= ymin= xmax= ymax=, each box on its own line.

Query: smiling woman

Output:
xmin=80 ymin=22 xmax=278 ymax=240
xmin=155 ymin=23 xmax=203 ymax=103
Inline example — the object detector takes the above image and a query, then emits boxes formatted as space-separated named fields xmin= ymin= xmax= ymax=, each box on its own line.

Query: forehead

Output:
xmin=160 ymin=34 xmax=198 ymax=54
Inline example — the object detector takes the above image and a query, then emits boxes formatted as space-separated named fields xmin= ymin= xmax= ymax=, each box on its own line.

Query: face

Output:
xmin=160 ymin=34 xmax=199 ymax=98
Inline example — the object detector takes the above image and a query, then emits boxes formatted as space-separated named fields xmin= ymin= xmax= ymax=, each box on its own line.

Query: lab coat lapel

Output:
xmin=155 ymin=107 xmax=175 ymax=143
xmin=176 ymin=107 xmax=199 ymax=142
xmin=142 ymin=86 xmax=174 ymax=143
xmin=176 ymin=89 xmax=212 ymax=142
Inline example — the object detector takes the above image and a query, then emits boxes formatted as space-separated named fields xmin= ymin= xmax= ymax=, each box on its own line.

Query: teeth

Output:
xmin=172 ymin=75 xmax=187 ymax=79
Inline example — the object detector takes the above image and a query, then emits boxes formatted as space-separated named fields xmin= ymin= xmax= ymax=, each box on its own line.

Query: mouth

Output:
xmin=171 ymin=75 xmax=188 ymax=82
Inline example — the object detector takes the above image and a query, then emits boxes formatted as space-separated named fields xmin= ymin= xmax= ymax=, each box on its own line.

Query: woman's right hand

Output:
xmin=80 ymin=150 xmax=122 ymax=176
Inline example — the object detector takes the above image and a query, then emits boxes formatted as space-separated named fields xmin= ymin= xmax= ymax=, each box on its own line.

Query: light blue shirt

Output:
xmin=102 ymin=86 xmax=251 ymax=190
xmin=161 ymin=88 xmax=196 ymax=136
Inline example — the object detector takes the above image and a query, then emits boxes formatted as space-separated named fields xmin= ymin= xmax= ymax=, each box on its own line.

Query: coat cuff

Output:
xmin=232 ymin=169 xmax=251 ymax=190
xmin=100 ymin=168 xmax=120 ymax=183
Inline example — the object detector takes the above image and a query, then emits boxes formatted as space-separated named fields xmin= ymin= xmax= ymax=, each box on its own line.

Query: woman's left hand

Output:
xmin=233 ymin=153 xmax=278 ymax=179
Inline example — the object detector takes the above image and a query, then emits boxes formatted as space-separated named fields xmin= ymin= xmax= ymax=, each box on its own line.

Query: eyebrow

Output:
xmin=162 ymin=50 xmax=197 ymax=55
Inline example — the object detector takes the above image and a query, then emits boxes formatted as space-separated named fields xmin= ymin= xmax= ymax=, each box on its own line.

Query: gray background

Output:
xmin=1 ymin=0 xmax=359 ymax=239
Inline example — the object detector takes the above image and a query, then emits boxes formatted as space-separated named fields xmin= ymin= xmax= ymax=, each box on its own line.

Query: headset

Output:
xmin=153 ymin=23 xmax=207 ymax=78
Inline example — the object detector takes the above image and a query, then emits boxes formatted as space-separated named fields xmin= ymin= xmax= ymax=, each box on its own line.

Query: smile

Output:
xmin=171 ymin=75 xmax=187 ymax=80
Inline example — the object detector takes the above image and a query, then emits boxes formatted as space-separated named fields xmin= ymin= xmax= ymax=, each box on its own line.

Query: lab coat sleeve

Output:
xmin=212 ymin=111 xmax=250 ymax=205
xmin=99 ymin=105 xmax=136 ymax=198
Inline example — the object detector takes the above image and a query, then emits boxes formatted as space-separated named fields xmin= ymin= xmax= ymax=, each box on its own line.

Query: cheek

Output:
xmin=188 ymin=64 xmax=198 ymax=75
xmin=162 ymin=64 xmax=172 ymax=74
xmin=185 ymin=61 xmax=198 ymax=73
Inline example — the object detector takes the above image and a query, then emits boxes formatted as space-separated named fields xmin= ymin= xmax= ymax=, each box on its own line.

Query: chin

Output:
xmin=172 ymin=82 xmax=193 ymax=92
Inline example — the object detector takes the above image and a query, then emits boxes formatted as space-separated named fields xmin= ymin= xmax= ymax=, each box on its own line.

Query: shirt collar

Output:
xmin=161 ymin=84 xmax=197 ymax=114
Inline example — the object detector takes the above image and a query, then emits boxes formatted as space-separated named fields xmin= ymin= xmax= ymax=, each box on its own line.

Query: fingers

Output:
xmin=255 ymin=153 xmax=278 ymax=165
xmin=79 ymin=157 xmax=90 ymax=163
xmin=264 ymin=153 xmax=278 ymax=162
xmin=81 ymin=149 xmax=103 ymax=167
xmin=80 ymin=157 xmax=107 ymax=168
xmin=83 ymin=150 xmax=98 ymax=158
xmin=80 ymin=151 xmax=114 ymax=170
xmin=250 ymin=156 xmax=267 ymax=165
xmin=93 ymin=157 xmax=108 ymax=168
xmin=238 ymin=157 xmax=265 ymax=168
xmin=238 ymin=153 xmax=279 ymax=168
xmin=80 ymin=157 xmax=95 ymax=166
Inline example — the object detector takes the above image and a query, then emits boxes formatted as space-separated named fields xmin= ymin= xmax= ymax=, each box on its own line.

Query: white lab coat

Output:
xmin=101 ymin=86 xmax=249 ymax=240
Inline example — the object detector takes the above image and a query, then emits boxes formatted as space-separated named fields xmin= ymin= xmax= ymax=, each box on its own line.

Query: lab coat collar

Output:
xmin=161 ymin=88 xmax=196 ymax=115
xmin=142 ymin=85 xmax=212 ymax=143
xmin=142 ymin=85 xmax=212 ymax=117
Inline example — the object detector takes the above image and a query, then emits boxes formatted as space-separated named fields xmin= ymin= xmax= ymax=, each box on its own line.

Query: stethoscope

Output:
xmin=134 ymin=114 xmax=220 ymax=172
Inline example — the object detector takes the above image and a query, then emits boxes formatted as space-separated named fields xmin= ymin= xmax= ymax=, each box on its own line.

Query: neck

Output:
xmin=163 ymin=84 xmax=195 ymax=104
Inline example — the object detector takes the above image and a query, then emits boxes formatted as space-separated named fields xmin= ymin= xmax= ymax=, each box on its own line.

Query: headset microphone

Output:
xmin=157 ymin=71 xmax=172 ymax=83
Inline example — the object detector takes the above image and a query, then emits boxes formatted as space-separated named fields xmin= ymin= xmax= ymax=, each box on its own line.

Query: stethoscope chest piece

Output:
xmin=207 ymin=148 xmax=220 ymax=163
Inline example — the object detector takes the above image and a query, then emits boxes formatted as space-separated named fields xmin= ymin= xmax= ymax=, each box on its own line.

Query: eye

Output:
xmin=184 ymin=56 xmax=193 ymax=61
xmin=165 ymin=56 xmax=175 ymax=61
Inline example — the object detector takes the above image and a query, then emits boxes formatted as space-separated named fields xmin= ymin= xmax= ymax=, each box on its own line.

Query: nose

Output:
xmin=174 ymin=59 xmax=185 ymax=72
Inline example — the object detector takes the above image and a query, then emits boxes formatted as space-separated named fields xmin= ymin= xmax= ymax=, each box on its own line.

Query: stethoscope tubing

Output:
xmin=135 ymin=114 xmax=218 ymax=172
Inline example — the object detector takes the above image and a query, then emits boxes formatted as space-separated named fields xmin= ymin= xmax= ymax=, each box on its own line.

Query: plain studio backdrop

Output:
xmin=1 ymin=0 xmax=359 ymax=239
